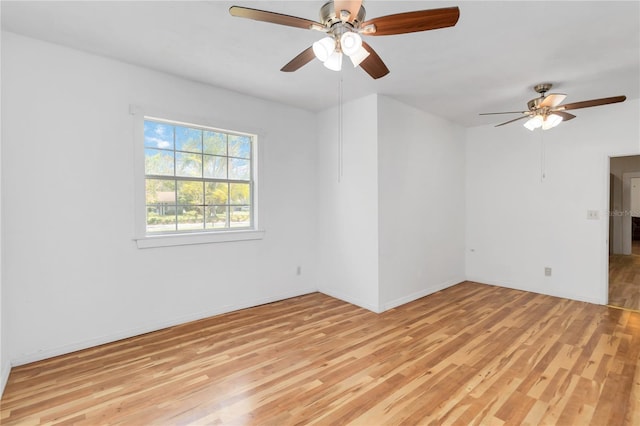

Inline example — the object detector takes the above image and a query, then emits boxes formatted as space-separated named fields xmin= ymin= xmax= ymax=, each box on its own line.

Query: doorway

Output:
xmin=608 ymin=155 xmax=640 ymax=311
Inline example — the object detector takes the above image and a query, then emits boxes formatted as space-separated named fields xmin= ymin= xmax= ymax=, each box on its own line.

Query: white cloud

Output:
xmin=147 ymin=136 xmax=171 ymax=149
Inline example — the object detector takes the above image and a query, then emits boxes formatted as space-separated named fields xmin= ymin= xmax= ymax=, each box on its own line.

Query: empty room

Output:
xmin=1 ymin=1 xmax=639 ymax=424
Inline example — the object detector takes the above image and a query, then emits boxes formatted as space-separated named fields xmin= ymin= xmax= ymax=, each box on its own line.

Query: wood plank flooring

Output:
xmin=1 ymin=281 xmax=639 ymax=425
xmin=609 ymin=253 xmax=640 ymax=311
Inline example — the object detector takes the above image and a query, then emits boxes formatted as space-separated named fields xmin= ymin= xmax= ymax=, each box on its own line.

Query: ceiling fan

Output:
xmin=480 ymin=83 xmax=626 ymax=131
xmin=229 ymin=1 xmax=460 ymax=79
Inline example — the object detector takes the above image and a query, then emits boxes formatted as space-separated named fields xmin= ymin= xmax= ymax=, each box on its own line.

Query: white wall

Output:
xmin=0 ymin=28 xmax=8 ymax=394
xmin=466 ymin=99 xmax=640 ymax=304
xmin=316 ymin=95 xmax=380 ymax=312
xmin=316 ymin=94 xmax=466 ymax=313
xmin=0 ymin=139 xmax=4 ymax=394
xmin=378 ymin=96 xmax=465 ymax=310
xmin=2 ymin=32 xmax=318 ymax=365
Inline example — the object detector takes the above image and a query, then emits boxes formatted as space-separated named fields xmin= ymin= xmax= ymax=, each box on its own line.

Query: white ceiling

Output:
xmin=2 ymin=1 xmax=639 ymax=127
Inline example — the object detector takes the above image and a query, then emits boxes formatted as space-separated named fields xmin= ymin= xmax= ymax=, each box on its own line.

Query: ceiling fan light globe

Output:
xmin=313 ymin=37 xmax=336 ymax=62
xmin=542 ymin=113 xmax=563 ymax=130
xmin=340 ymin=32 xmax=362 ymax=56
xmin=324 ymin=51 xmax=343 ymax=71
xmin=349 ymin=46 xmax=370 ymax=67
xmin=523 ymin=115 xmax=543 ymax=131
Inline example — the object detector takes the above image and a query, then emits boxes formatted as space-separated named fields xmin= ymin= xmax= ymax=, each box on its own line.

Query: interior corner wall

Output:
xmin=316 ymin=94 xmax=380 ymax=312
xmin=2 ymin=32 xmax=318 ymax=365
xmin=377 ymin=96 xmax=466 ymax=310
xmin=466 ymin=99 xmax=640 ymax=304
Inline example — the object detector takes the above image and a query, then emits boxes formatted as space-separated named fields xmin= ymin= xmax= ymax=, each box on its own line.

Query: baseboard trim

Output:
xmin=465 ymin=277 xmax=605 ymax=305
xmin=318 ymin=287 xmax=382 ymax=313
xmin=11 ymin=287 xmax=317 ymax=367
xmin=318 ymin=279 xmax=464 ymax=314
xmin=380 ymin=278 xmax=464 ymax=312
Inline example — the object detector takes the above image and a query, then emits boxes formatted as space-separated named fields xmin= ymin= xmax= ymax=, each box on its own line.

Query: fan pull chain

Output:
xmin=338 ymin=75 xmax=344 ymax=183
xmin=540 ymin=131 xmax=546 ymax=182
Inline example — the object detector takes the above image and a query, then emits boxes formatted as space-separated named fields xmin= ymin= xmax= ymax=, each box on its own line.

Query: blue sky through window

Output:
xmin=144 ymin=121 xmax=174 ymax=149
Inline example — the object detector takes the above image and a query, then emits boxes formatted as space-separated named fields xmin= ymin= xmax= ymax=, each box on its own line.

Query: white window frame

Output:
xmin=131 ymin=105 xmax=264 ymax=248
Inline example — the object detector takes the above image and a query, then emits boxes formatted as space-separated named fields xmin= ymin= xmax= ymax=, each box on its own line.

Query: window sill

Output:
xmin=134 ymin=229 xmax=265 ymax=249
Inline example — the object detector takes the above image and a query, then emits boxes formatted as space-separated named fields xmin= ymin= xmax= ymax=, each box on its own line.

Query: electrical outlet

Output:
xmin=296 ymin=266 xmax=302 ymax=276
xmin=545 ymin=267 xmax=552 ymax=277
xmin=587 ymin=210 xmax=600 ymax=220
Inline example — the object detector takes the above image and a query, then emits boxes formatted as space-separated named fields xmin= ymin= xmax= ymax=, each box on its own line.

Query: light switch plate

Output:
xmin=587 ymin=210 xmax=600 ymax=220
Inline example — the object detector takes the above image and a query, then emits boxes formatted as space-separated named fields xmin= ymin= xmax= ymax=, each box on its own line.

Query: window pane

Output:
xmin=145 ymin=148 xmax=174 ymax=176
xmin=228 ymin=135 xmax=251 ymax=159
xmin=144 ymin=121 xmax=174 ymax=149
xmin=177 ymin=206 xmax=204 ymax=231
xmin=146 ymin=179 xmax=176 ymax=204
xmin=206 ymin=206 xmax=228 ymax=229
xmin=204 ymin=131 xmax=226 ymax=156
xmin=176 ymin=152 xmax=202 ymax=178
xmin=229 ymin=158 xmax=250 ymax=181
xmin=146 ymin=179 xmax=177 ymax=233
xmin=229 ymin=183 xmax=250 ymax=205
xmin=146 ymin=208 xmax=177 ymax=233
xmin=175 ymin=126 xmax=202 ymax=153
xmin=203 ymin=155 xmax=227 ymax=179
xmin=230 ymin=206 xmax=251 ymax=228
xmin=177 ymin=180 xmax=204 ymax=205
xmin=143 ymin=118 xmax=255 ymax=236
xmin=205 ymin=182 xmax=228 ymax=205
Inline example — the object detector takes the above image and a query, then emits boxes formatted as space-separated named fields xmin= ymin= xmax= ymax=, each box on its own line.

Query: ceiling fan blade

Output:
xmin=553 ymin=111 xmax=576 ymax=121
xmin=479 ymin=111 xmax=527 ymax=115
xmin=334 ymin=0 xmax=362 ymax=21
xmin=361 ymin=7 xmax=460 ymax=36
xmin=360 ymin=41 xmax=390 ymax=79
xmin=539 ymin=93 xmax=567 ymax=108
xmin=495 ymin=115 xmax=529 ymax=127
xmin=556 ymin=95 xmax=626 ymax=111
xmin=281 ymin=46 xmax=316 ymax=72
xmin=229 ymin=6 xmax=325 ymax=31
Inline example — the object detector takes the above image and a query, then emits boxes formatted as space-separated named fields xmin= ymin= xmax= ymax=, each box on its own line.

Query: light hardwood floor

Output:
xmin=609 ymin=252 xmax=640 ymax=311
xmin=1 ymin=282 xmax=639 ymax=425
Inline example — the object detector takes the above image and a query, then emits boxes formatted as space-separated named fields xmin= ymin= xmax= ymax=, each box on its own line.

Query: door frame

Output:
xmin=622 ymin=172 xmax=640 ymax=254
xmin=606 ymin=153 xmax=640 ymax=306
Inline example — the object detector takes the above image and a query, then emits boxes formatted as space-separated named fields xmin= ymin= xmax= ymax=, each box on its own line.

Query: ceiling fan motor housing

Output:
xmin=320 ymin=2 xmax=366 ymax=27
xmin=319 ymin=2 xmax=367 ymax=52
xmin=527 ymin=83 xmax=553 ymax=111
xmin=528 ymin=98 xmax=542 ymax=111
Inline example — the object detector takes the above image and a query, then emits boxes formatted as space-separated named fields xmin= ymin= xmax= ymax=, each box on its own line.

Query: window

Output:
xmin=143 ymin=117 xmax=255 ymax=235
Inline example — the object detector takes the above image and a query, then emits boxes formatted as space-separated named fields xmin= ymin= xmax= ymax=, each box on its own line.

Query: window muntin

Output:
xmin=144 ymin=118 xmax=254 ymax=234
